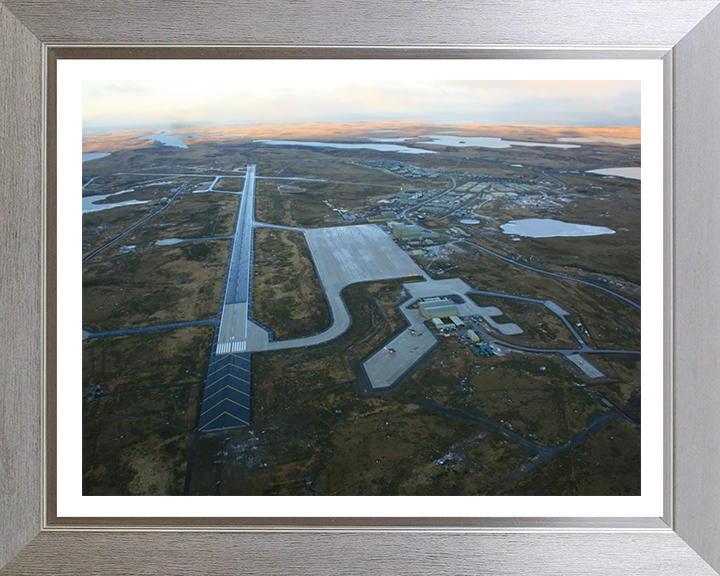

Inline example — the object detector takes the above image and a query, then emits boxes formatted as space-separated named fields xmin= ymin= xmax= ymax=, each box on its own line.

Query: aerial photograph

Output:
xmin=81 ymin=73 xmax=641 ymax=497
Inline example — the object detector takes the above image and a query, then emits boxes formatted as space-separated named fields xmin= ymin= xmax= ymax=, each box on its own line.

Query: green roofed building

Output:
xmin=419 ymin=297 xmax=459 ymax=319
xmin=389 ymin=221 xmax=441 ymax=240
xmin=432 ymin=317 xmax=455 ymax=330
xmin=389 ymin=221 xmax=423 ymax=240
xmin=367 ymin=210 xmax=397 ymax=223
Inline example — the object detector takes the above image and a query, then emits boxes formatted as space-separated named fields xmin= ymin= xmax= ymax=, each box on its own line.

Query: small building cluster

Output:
xmin=389 ymin=221 xmax=441 ymax=241
xmin=471 ymin=343 xmax=495 ymax=356
xmin=366 ymin=210 xmax=397 ymax=223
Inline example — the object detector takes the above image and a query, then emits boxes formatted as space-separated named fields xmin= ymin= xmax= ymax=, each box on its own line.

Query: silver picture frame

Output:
xmin=1 ymin=1 xmax=719 ymax=573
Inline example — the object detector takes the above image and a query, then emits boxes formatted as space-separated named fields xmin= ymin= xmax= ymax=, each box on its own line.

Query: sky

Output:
xmin=83 ymin=74 xmax=641 ymax=132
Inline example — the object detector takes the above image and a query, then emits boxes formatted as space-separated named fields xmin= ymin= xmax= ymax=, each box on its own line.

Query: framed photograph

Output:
xmin=2 ymin=1 xmax=719 ymax=574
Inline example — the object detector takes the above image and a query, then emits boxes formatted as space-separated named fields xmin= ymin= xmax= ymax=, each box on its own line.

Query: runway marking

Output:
xmin=201 ymin=396 xmax=251 ymax=417
xmin=208 ymin=355 xmax=229 ymax=368
xmin=204 ymin=371 xmax=250 ymax=391
xmin=207 ymin=353 xmax=251 ymax=369
xmin=227 ymin=354 xmax=251 ymax=366
xmin=202 ymin=383 xmax=251 ymax=403
xmin=216 ymin=341 xmax=247 ymax=353
xmin=207 ymin=363 xmax=234 ymax=379
xmin=200 ymin=165 xmax=256 ymax=429
xmin=244 ymin=303 xmax=249 ymax=338
xmin=219 ymin=373 xmax=250 ymax=385
xmin=199 ymin=410 xmax=249 ymax=431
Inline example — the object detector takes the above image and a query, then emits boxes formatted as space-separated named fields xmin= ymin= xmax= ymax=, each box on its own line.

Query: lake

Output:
xmin=586 ymin=167 xmax=641 ymax=181
xmin=140 ymin=132 xmax=190 ymax=148
xmin=255 ymin=140 xmax=435 ymax=154
xmin=82 ymin=152 xmax=111 ymax=162
xmin=83 ymin=189 xmax=149 ymax=213
xmin=557 ymin=137 xmax=641 ymax=146
xmin=500 ymin=218 xmax=616 ymax=238
xmin=370 ymin=134 xmax=580 ymax=150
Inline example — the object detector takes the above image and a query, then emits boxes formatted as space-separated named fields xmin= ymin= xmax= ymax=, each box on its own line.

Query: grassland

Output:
xmin=252 ymin=228 xmax=331 ymax=340
xmin=188 ymin=278 xmax=486 ymax=496
xmin=460 ymin=187 xmax=641 ymax=287
xmin=82 ymin=326 xmax=213 ymax=495
xmin=215 ymin=178 xmax=246 ymax=192
xmin=82 ymin=326 xmax=214 ymax=395
xmin=83 ymin=189 xmax=238 ymax=265
xmin=187 ymin=275 xmax=634 ymax=496
xmin=83 ymin=203 xmax=154 ymax=258
xmin=255 ymin=179 xmax=403 ymax=228
xmin=416 ymin=242 xmax=640 ymax=351
xmin=82 ymin=239 xmax=228 ymax=331
xmin=82 ymin=126 xmax=643 ymax=497
xmin=508 ymin=419 xmax=640 ymax=495
xmin=467 ymin=294 xmax=579 ymax=348
xmin=83 ymin=385 xmax=200 ymax=495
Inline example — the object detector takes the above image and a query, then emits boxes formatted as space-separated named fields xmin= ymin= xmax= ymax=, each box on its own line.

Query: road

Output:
xmin=254 ymin=222 xmax=305 ymax=233
xmin=83 ymin=317 xmax=219 ymax=340
xmin=540 ymin=168 xmax=567 ymax=190
xmin=82 ymin=184 xmax=186 ymax=264
xmin=462 ymin=239 xmax=641 ymax=311
xmin=117 ymin=172 xmax=246 ymax=179
xmin=399 ymin=175 xmax=640 ymax=312
xmin=468 ymin=289 xmax=586 ymax=348
xmin=400 ymin=176 xmax=456 ymax=219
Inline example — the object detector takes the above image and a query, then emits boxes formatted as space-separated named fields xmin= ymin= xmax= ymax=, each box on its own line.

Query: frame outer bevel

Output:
xmin=1 ymin=0 xmax=720 ymax=574
xmin=0 ymin=1 xmax=43 ymax=570
xmin=671 ymin=3 xmax=720 ymax=571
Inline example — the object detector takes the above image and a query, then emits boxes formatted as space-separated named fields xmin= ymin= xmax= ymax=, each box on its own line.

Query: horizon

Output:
xmin=83 ymin=79 xmax=641 ymax=133
xmin=83 ymin=119 xmax=642 ymax=136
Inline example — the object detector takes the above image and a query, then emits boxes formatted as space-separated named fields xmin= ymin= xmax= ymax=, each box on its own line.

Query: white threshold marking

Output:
xmin=216 ymin=341 xmax=246 ymax=354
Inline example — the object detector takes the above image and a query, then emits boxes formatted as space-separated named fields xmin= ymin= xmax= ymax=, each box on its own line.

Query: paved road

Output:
xmin=468 ymin=289 xmax=586 ymax=347
xmin=255 ymin=176 xmax=328 ymax=182
xmin=83 ymin=317 xmax=220 ymax=340
xmin=254 ymin=222 xmax=305 ymax=233
xmin=416 ymin=397 xmax=545 ymax=454
xmin=82 ymin=185 xmax=186 ymax=264
xmin=400 ymin=176 xmax=456 ymax=219
xmin=117 ymin=172 xmax=246 ymax=179
xmin=154 ymin=236 xmax=232 ymax=246
xmin=462 ymin=239 xmax=641 ymax=311
xmin=540 ymin=169 xmax=567 ymax=190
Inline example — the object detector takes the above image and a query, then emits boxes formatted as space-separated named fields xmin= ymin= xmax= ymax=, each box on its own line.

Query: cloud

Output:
xmin=83 ymin=79 xmax=641 ymax=130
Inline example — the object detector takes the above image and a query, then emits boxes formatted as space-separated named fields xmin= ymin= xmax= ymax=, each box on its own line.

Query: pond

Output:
xmin=82 ymin=189 xmax=149 ymax=213
xmin=370 ymin=134 xmax=580 ymax=150
xmin=255 ymin=139 xmax=435 ymax=154
xmin=500 ymin=218 xmax=616 ymax=238
xmin=586 ymin=167 xmax=641 ymax=181
xmin=557 ymin=137 xmax=641 ymax=146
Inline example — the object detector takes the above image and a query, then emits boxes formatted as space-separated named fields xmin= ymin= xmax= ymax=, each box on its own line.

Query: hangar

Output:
xmin=418 ymin=297 xmax=459 ymax=319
